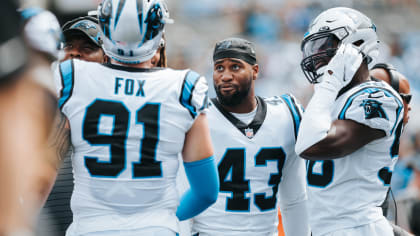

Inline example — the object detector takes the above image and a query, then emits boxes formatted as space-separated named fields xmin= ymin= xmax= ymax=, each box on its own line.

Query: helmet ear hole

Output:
xmin=353 ymin=40 xmax=364 ymax=46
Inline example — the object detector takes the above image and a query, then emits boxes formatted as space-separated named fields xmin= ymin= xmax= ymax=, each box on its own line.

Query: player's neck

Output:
xmin=110 ymin=59 xmax=154 ymax=69
xmin=339 ymin=64 xmax=370 ymax=95
xmin=222 ymin=95 xmax=257 ymax=114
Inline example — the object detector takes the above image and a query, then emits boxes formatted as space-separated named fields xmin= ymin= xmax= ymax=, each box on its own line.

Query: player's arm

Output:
xmin=35 ymin=63 xmax=73 ymax=206
xmin=176 ymin=113 xmax=219 ymax=221
xmin=299 ymin=119 xmax=385 ymax=160
xmin=277 ymin=147 xmax=310 ymax=236
xmin=47 ymin=110 xmax=71 ymax=169
xmin=296 ymin=44 xmax=367 ymax=160
xmin=35 ymin=110 xmax=71 ymax=207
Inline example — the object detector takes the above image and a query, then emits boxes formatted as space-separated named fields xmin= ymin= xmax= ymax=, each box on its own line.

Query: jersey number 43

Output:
xmin=218 ymin=148 xmax=286 ymax=212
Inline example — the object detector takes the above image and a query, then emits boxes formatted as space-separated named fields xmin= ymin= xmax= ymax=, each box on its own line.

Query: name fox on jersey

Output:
xmin=114 ymin=77 xmax=146 ymax=97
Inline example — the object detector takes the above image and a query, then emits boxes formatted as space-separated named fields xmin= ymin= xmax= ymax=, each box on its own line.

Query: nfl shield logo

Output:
xmin=244 ymin=128 xmax=254 ymax=139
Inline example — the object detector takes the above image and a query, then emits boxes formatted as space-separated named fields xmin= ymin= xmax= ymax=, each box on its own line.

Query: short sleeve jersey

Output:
xmin=192 ymin=95 xmax=307 ymax=236
xmin=306 ymin=80 xmax=404 ymax=236
xmin=54 ymin=60 xmax=208 ymax=235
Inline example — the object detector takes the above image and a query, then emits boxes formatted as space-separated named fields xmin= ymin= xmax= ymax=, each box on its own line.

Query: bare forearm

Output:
xmin=300 ymin=120 xmax=386 ymax=160
xmin=47 ymin=111 xmax=71 ymax=169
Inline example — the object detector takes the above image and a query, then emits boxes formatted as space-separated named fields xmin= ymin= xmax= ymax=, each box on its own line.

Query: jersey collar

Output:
xmin=211 ymin=96 xmax=267 ymax=139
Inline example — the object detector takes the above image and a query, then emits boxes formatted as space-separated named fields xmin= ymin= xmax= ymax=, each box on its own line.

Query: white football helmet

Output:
xmin=300 ymin=7 xmax=379 ymax=83
xmin=98 ymin=0 xmax=172 ymax=64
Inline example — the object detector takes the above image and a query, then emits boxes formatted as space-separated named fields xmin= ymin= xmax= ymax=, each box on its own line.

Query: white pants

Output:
xmin=322 ymin=218 xmax=393 ymax=236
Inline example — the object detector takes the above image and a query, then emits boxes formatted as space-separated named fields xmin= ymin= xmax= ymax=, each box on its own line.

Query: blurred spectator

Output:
xmin=243 ymin=3 xmax=281 ymax=43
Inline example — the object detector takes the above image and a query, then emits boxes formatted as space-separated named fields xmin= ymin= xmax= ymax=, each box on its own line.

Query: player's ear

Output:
xmin=103 ymin=54 xmax=110 ymax=64
xmin=151 ymin=48 xmax=161 ymax=67
xmin=252 ymin=64 xmax=259 ymax=80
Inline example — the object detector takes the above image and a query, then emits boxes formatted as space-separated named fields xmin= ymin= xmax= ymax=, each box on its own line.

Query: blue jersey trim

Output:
xmin=180 ymin=70 xmax=201 ymax=118
xmin=338 ymin=86 xmax=403 ymax=134
xmin=280 ymin=94 xmax=302 ymax=140
xmin=58 ymin=60 xmax=74 ymax=109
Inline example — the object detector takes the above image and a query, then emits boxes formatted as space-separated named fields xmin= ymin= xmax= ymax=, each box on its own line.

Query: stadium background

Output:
xmin=44 ymin=0 xmax=420 ymax=136
xmin=24 ymin=0 xmax=420 ymax=235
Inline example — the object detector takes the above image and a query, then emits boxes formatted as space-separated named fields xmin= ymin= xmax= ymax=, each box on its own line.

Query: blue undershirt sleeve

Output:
xmin=176 ymin=156 xmax=219 ymax=221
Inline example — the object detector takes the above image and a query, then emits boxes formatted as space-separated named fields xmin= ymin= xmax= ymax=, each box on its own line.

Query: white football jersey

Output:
xmin=192 ymin=95 xmax=307 ymax=236
xmin=54 ymin=59 xmax=208 ymax=235
xmin=306 ymin=80 xmax=404 ymax=236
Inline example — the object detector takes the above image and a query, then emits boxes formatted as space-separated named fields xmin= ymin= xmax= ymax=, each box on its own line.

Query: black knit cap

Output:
xmin=213 ymin=37 xmax=257 ymax=65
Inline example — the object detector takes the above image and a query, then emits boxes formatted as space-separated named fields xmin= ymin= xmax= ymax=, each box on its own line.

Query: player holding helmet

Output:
xmin=53 ymin=1 xmax=219 ymax=235
xmin=296 ymin=7 xmax=404 ymax=236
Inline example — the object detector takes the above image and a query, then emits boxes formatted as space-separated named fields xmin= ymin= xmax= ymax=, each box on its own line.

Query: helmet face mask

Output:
xmin=300 ymin=7 xmax=379 ymax=84
xmin=98 ymin=0 xmax=172 ymax=64
xmin=301 ymin=31 xmax=342 ymax=83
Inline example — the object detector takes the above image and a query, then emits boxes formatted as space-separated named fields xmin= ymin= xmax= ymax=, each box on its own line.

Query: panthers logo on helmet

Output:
xmin=360 ymin=99 xmax=388 ymax=120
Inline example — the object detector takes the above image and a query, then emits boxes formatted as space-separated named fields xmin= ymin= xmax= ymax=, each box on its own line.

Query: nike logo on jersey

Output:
xmin=368 ymin=91 xmax=384 ymax=99
xmin=114 ymin=77 xmax=146 ymax=97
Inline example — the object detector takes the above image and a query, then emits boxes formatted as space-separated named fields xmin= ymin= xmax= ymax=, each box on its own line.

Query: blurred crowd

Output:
xmin=27 ymin=0 xmax=420 ymax=234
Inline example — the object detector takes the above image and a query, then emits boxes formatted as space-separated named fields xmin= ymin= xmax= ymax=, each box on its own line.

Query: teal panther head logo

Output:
xmin=360 ymin=99 xmax=388 ymax=120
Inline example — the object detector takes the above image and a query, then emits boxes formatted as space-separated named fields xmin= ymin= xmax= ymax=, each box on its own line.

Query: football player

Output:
xmin=0 ymin=2 xmax=62 ymax=235
xmin=296 ymin=7 xmax=404 ymax=236
xmin=53 ymin=0 xmax=218 ymax=235
xmin=370 ymin=64 xmax=414 ymax=236
xmin=190 ymin=37 xmax=309 ymax=236
xmin=39 ymin=15 xmax=108 ymax=236
xmin=41 ymin=15 xmax=169 ymax=236
xmin=61 ymin=16 xmax=107 ymax=63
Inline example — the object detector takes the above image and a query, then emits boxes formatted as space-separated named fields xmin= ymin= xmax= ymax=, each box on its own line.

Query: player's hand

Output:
xmin=316 ymin=44 xmax=363 ymax=92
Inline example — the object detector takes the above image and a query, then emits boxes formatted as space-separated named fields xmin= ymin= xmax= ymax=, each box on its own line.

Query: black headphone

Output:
xmin=372 ymin=63 xmax=400 ymax=92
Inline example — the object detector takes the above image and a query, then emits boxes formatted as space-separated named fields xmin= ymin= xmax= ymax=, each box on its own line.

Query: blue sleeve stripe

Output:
xmin=338 ymin=86 xmax=403 ymax=134
xmin=280 ymin=94 xmax=302 ymax=140
xmin=180 ymin=70 xmax=200 ymax=118
xmin=58 ymin=60 xmax=75 ymax=109
xmin=338 ymin=88 xmax=375 ymax=120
